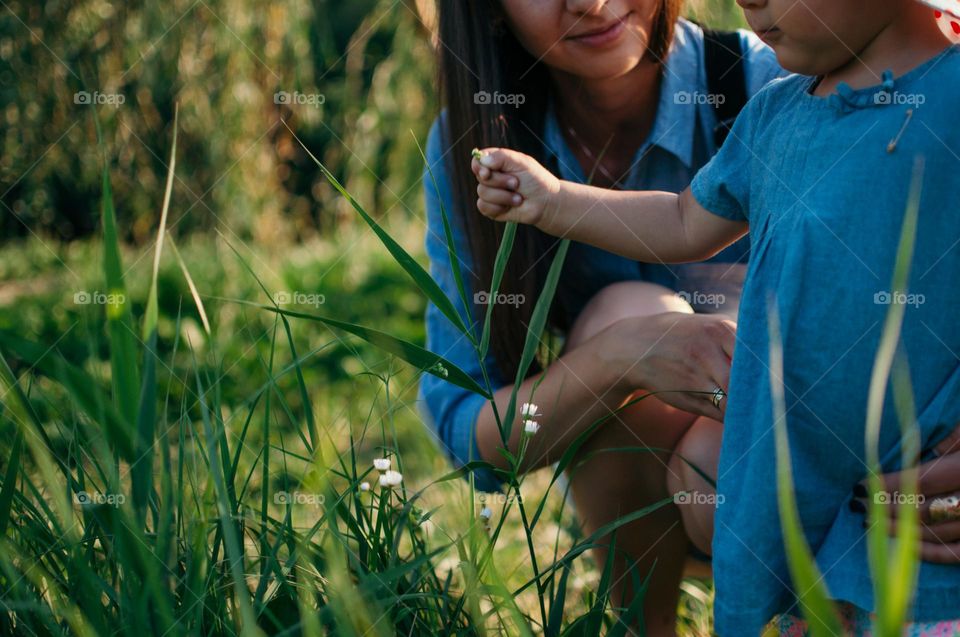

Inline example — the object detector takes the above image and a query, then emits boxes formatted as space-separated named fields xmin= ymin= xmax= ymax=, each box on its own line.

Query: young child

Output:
xmin=471 ymin=0 xmax=960 ymax=634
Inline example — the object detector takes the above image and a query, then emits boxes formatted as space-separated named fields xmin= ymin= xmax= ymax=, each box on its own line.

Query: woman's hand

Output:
xmin=471 ymin=147 xmax=561 ymax=226
xmin=853 ymin=425 xmax=960 ymax=563
xmin=603 ymin=311 xmax=737 ymax=422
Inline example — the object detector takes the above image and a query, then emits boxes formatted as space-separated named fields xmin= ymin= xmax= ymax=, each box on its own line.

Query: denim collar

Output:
xmin=542 ymin=18 xmax=701 ymax=183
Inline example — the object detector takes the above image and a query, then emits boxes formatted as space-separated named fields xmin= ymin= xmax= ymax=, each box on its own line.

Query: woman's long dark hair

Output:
xmin=436 ymin=1 xmax=683 ymax=381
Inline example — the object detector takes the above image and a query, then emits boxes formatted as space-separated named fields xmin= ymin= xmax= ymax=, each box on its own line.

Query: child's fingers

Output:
xmin=475 ymin=147 xmax=525 ymax=173
xmin=480 ymin=169 xmax=519 ymax=190
xmin=477 ymin=199 xmax=511 ymax=219
xmin=477 ymin=184 xmax=522 ymax=208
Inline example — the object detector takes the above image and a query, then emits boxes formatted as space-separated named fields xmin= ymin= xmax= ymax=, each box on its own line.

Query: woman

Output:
xmin=418 ymin=1 xmax=960 ymax=633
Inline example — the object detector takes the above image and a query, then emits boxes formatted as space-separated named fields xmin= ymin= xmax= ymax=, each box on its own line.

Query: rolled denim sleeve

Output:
xmin=417 ymin=114 xmax=506 ymax=492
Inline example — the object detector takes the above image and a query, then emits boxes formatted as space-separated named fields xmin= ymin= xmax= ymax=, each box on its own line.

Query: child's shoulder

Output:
xmin=915 ymin=45 xmax=960 ymax=94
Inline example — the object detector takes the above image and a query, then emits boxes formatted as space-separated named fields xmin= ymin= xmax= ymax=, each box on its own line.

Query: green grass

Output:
xmin=0 ymin=116 xmax=721 ymax=636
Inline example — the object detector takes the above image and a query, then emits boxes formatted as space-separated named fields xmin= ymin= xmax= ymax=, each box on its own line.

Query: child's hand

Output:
xmin=471 ymin=148 xmax=561 ymax=227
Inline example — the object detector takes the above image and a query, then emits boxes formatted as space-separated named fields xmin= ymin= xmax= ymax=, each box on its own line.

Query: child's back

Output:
xmin=692 ymin=45 xmax=960 ymax=633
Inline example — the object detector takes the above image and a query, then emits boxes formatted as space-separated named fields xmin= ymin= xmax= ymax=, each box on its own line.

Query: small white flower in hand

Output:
xmin=373 ymin=458 xmax=391 ymax=472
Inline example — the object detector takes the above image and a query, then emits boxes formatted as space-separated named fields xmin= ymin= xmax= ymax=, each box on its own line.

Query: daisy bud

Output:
xmin=359 ymin=481 xmax=371 ymax=492
xmin=523 ymin=420 xmax=540 ymax=436
xmin=373 ymin=458 xmax=391 ymax=473
xmin=480 ymin=506 xmax=493 ymax=520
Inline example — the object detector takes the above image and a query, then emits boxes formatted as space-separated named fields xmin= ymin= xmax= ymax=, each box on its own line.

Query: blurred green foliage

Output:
xmin=0 ymin=0 xmax=437 ymax=243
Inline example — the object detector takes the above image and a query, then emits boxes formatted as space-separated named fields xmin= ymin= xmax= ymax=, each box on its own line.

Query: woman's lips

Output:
xmin=567 ymin=14 xmax=630 ymax=47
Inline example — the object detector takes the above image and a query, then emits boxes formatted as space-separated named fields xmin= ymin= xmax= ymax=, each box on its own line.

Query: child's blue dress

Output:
xmin=690 ymin=45 xmax=960 ymax=635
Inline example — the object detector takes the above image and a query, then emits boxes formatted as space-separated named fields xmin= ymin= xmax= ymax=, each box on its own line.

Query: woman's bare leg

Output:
xmin=563 ymin=281 xmax=702 ymax=637
xmin=667 ymin=417 xmax=724 ymax=556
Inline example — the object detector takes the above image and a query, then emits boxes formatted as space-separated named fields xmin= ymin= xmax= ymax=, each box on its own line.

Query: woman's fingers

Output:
xmin=935 ymin=422 xmax=960 ymax=456
xmin=865 ymin=442 xmax=960 ymax=497
xmin=919 ymin=540 xmax=960 ymax=564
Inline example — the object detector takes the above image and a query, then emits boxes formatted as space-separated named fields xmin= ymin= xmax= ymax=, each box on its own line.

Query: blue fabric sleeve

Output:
xmin=418 ymin=114 xmax=506 ymax=493
xmin=690 ymin=83 xmax=769 ymax=223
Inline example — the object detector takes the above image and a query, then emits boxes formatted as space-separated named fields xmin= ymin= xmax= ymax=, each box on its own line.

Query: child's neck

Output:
xmin=815 ymin=10 xmax=951 ymax=97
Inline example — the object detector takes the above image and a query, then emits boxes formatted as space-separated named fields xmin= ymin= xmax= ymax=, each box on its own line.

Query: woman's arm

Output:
xmin=476 ymin=311 xmax=737 ymax=472
xmin=472 ymin=148 xmax=748 ymax=264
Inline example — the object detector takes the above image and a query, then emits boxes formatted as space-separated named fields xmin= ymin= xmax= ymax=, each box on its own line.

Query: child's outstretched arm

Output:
xmin=471 ymin=147 xmax=747 ymax=264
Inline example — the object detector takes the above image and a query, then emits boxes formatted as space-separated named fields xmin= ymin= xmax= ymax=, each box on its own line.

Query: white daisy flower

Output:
xmin=523 ymin=420 xmax=540 ymax=436
xmin=373 ymin=458 xmax=391 ymax=472
xmin=521 ymin=403 xmax=539 ymax=418
xmin=379 ymin=470 xmax=403 ymax=488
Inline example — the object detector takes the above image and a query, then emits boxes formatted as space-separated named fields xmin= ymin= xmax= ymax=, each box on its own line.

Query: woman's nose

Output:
xmin=565 ymin=0 xmax=607 ymax=16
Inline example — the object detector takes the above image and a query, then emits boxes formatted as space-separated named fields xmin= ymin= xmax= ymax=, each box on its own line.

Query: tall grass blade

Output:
xmin=257 ymin=303 xmax=491 ymax=398
xmin=132 ymin=107 xmax=178 ymax=518
xmin=284 ymin=121 xmax=473 ymax=340
xmin=501 ymin=239 xmax=570 ymax=444
xmin=865 ymin=160 xmax=923 ymax=637
xmin=93 ymin=113 xmax=140 ymax=424
xmin=768 ymin=301 xmax=844 ymax=636
xmin=413 ymin=133 xmax=476 ymax=346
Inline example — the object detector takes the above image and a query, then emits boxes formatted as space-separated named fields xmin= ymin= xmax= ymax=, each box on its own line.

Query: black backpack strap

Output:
xmin=702 ymin=28 xmax=748 ymax=148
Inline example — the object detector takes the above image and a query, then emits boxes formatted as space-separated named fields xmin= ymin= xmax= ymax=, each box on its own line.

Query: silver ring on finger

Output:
xmin=711 ymin=387 xmax=726 ymax=409
xmin=929 ymin=495 xmax=960 ymax=523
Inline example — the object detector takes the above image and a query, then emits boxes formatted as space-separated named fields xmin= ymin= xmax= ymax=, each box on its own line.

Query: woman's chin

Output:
xmin=555 ymin=49 xmax=650 ymax=82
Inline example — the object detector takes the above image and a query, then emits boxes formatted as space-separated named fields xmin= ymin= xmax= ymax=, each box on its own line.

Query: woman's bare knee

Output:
xmin=566 ymin=281 xmax=694 ymax=351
